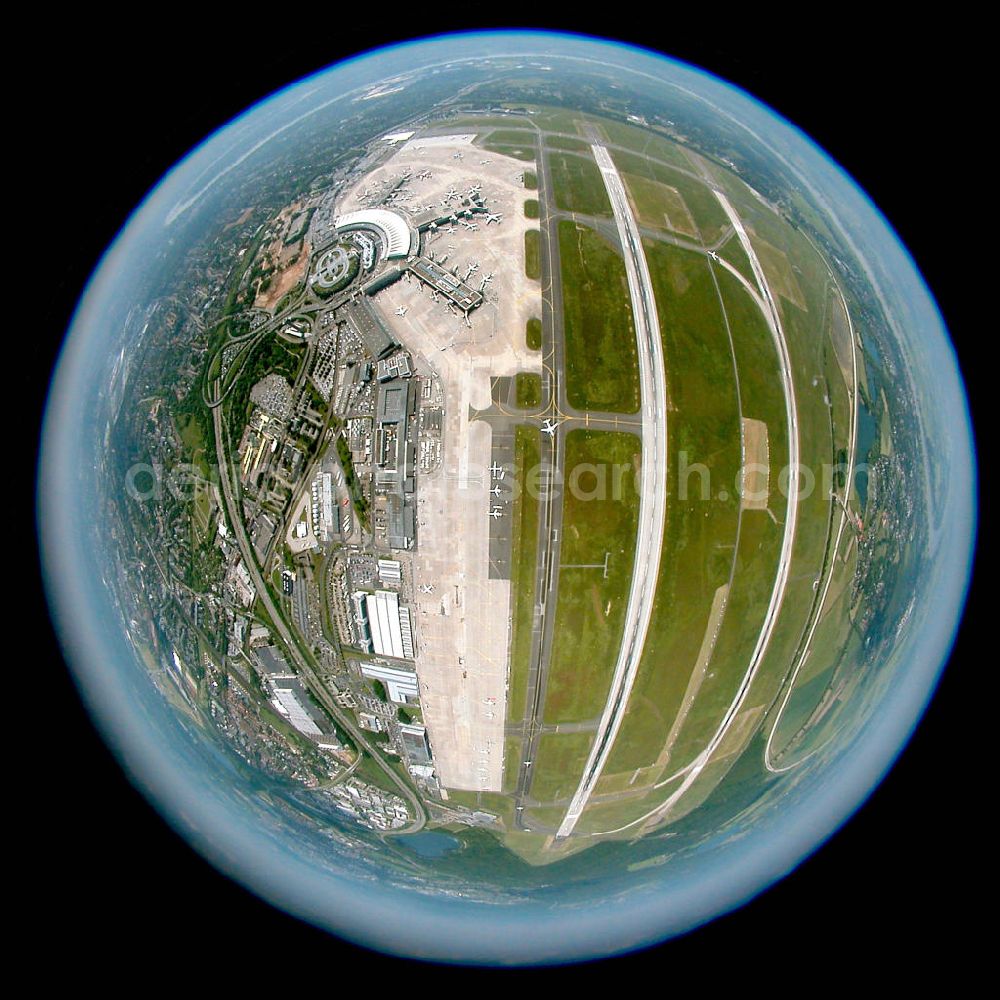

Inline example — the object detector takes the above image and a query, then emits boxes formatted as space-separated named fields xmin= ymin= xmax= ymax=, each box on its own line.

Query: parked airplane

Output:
xmin=485 ymin=213 xmax=503 ymax=225
xmin=490 ymin=484 xmax=503 ymax=497
xmin=479 ymin=159 xmax=492 ymax=165
xmin=489 ymin=506 xmax=504 ymax=520
xmin=542 ymin=418 xmax=561 ymax=437
xmin=453 ymin=151 xmax=464 ymax=159
xmin=395 ymin=306 xmax=408 ymax=317
xmin=489 ymin=461 xmax=505 ymax=479
xmin=480 ymin=272 xmax=494 ymax=286
xmin=468 ymin=183 xmax=482 ymax=194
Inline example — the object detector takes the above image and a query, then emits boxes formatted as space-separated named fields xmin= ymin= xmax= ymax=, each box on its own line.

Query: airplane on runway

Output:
xmin=708 ymin=250 xmax=719 ymax=261
xmin=395 ymin=306 xmax=408 ymax=317
xmin=485 ymin=213 xmax=503 ymax=225
xmin=489 ymin=506 xmax=504 ymax=520
xmin=542 ymin=418 xmax=562 ymax=437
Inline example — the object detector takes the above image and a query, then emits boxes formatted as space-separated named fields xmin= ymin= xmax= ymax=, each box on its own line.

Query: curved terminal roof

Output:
xmin=334 ymin=209 xmax=413 ymax=259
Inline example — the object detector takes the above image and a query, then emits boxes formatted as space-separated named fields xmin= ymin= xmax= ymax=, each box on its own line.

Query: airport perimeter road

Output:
xmin=211 ymin=397 xmax=427 ymax=834
xmin=764 ymin=277 xmax=857 ymax=773
xmin=555 ymin=142 xmax=669 ymax=839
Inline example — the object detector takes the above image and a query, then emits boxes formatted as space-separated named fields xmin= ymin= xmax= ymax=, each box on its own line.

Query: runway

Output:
xmin=555 ymin=141 xmax=669 ymax=838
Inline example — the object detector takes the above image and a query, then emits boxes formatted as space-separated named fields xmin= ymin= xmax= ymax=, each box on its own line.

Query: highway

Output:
xmin=210 ymin=394 xmax=427 ymax=834
xmin=555 ymin=142 xmax=668 ymax=839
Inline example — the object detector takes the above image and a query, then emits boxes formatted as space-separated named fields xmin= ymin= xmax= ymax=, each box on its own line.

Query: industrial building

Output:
xmin=374 ymin=379 xmax=417 ymax=550
xmin=376 ymin=351 xmax=412 ymax=382
xmin=351 ymin=590 xmax=373 ymax=652
xmin=377 ymin=558 xmax=402 ymax=584
xmin=399 ymin=723 xmax=432 ymax=764
xmin=272 ymin=680 xmax=327 ymax=736
xmin=361 ymin=660 xmax=419 ymax=704
xmin=343 ymin=298 xmax=398 ymax=359
xmin=365 ymin=589 xmax=415 ymax=659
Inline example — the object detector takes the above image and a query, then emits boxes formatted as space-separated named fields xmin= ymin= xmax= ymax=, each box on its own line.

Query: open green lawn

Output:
xmin=482 ymin=142 xmax=536 ymax=161
xmin=602 ymin=242 xmax=742 ymax=775
xmin=523 ymin=199 xmax=539 ymax=219
xmin=595 ymin=118 xmax=693 ymax=170
xmin=621 ymin=172 xmax=699 ymax=239
xmin=526 ymin=316 xmax=542 ymax=351
xmin=559 ymin=221 xmax=639 ymax=413
xmin=611 ymin=148 xmax=728 ymax=243
xmin=507 ymin=426 xmax=542 ymax=724
xmin=523 ymin=170 xmax=538 ymax=190
xmin=524 ymin=230 xmax=540 ymax=280
xmin=544 ymin=134 xmax=590 ymax=153
xmin=543 ymin=430 xmax=640 ymax=724
xmin=515 ymin=372 xmax=542 ymax=409
xmin=718 ymin=232 xmax=755 ymax=284
xmin=487 ymin=129 xmax=538 ymax=145
xmin=530 ymin=732 xmax=595 ymax=803
xmin=548 ymin=151 xmax=612 ymax=217
xmin=658 ymin=266 xmax=790 ymax=773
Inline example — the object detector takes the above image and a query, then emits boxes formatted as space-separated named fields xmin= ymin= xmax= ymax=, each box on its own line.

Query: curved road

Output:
xmin=210 ymin=396 xmax=427 ymax=834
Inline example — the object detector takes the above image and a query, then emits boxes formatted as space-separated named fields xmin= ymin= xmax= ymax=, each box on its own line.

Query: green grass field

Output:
xmin=487 ymin=129 xmax=539 ymax=145
xmin=611 ymin=148 xmax=728 ymax=243
xmin=548 ymin=151 xmax=612 ymax=217
xmin=601 ymin=242 xmax=742 ymax=776
xmin=515 ymin=372 xmax=542 ymax=409
xmin=524 ymin=230 xmax=540 ymax=280
xmin=530 ymin=732 xmax=595 ymax=803
xmin=507 ymin=426 xmax=542 ymax=724
xmin=656 ymin=266 xmax=790 ymax=773
xmin=559 ymin=221 xmax=639 ymax=413
xmin=543 ymin=430 xmax=640 ymax=724
xmin=621 ymin=171 xmax=699 ymax=238
xmin=544 ymin=134 xmax=590 ymax=153
xmin=718 ymin=232 xmax=755 ymax=284
xmin=523 ymin=170 xmax=538 ymax=190
xmin=524 ymin=199 xmax=539 ymax=219
xmin=594 ymin=118 xmax=693 ymax=170
xmin=482 ymin=142 xmax=536 ymax=161
xmin=526 ymin=316 xmax=542 ymax=351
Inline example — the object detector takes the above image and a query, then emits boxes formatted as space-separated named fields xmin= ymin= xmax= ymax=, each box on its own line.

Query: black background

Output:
xmin=27 ymin=15 xmax=980 ymax=980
